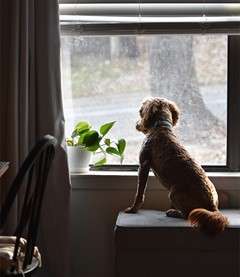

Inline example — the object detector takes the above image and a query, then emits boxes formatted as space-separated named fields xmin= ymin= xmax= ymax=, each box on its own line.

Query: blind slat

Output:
xmin=59 ymin=3 xmax=240 ymax=34
xmin=60 ymin=0 xmax=240 ymax=3
xmin=142 ymin=3 xmax=240 ymax=16
xmin=60 ymin=3 xmax=240 ymax=16
xmin=60 ymin=3 xmax=139 ymax=16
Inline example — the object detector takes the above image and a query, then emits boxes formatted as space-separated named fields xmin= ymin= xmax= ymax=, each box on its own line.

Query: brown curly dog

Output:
xmin=125 ymin=97 xmax=228 ymax=236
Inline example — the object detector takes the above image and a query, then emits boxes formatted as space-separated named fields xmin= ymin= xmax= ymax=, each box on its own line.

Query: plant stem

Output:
xmin=99 ymin=145 xmax=106 ymax=157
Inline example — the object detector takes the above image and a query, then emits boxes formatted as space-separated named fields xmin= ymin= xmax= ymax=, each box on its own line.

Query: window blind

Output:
xmin=59 ymin=1 xmax=240 ymax=34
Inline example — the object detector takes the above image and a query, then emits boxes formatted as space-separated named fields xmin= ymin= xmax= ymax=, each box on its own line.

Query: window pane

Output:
xmin=61 ymin=34 xmax=227 ymax=166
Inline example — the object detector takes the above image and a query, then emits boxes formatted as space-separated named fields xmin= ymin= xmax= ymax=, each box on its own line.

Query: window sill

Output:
xmin=70 ymin=170 xmax=240 ymax=191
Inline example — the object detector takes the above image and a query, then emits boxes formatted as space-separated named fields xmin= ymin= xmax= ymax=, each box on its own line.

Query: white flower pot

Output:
xmin=67 ymin=146 xmax=92 ymax=173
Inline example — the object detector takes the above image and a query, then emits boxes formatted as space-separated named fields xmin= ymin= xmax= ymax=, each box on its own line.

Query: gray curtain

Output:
xmin=0 ymin=1 xmax=71 ymax=276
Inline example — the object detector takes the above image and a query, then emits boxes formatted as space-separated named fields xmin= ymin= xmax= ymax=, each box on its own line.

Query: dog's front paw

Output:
xmin=124 ymin=206 xmax=139 ymax=213
xmin=124 ymin=206 xmax=138 ymax=213
xmin=124 ymin=199 xmax=144 ymax=213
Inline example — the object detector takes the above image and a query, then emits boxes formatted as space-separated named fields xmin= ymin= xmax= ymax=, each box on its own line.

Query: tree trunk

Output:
xmin=149 ymin=35 xmax=224 ymax=142
xmin=119 ymin=37 xmax=139 ymax=59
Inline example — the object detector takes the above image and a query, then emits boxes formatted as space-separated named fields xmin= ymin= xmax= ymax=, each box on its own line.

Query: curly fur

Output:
xmin=125 ymin=97 xmax=229 ymax=236
xmin=189 ymin=209 xmax=229 ymax=236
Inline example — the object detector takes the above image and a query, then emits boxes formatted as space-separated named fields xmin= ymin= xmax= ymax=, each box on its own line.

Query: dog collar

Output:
xmin=153 ymin=117 xmax=172 ymax=130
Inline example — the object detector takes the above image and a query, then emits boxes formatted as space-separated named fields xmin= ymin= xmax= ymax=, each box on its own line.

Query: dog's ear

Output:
xmin=139 ymin=101 xmax=158 ymax=132
xmin=146 ymin=102 xmax=159 ymax=127
xmin=168 ymin=101 xmax=180 ymax=126
xmin=151 ymin=104 xmax=159 ymax=115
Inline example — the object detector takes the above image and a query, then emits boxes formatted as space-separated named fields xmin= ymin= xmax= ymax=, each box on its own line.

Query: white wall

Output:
xmin=71 ymin=172 xmax=240 ymax=277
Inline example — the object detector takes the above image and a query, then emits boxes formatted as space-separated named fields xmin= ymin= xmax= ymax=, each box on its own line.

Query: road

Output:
xmin=63 ymin=85 xmax=227 ymax=164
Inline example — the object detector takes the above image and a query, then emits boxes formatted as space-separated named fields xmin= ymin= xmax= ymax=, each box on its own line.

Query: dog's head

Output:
xmin=136 ymin=97 xmax=180 ymax=134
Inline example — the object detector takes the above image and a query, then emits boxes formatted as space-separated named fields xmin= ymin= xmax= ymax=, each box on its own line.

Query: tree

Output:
xmin=149 ymin=35 xmax=225 ymax=143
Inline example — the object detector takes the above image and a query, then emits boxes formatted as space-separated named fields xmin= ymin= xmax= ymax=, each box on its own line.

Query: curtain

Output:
xmin=0 ymin=1 xmax=71 ymax=276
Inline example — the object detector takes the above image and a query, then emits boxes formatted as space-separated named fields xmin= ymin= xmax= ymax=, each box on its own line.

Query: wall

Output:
xmin=71 ymin=172 xmax=240 ymax=277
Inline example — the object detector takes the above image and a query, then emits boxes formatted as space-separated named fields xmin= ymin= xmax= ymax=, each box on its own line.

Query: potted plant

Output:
xmin=66 ymin=121 xmax=126 ymax=172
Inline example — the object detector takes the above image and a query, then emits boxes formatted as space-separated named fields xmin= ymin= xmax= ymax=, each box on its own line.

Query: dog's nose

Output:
xmin=136 ymin=121 xmax=141 ymax=131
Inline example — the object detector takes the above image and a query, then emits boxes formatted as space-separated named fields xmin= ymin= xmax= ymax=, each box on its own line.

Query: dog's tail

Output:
xmin=188 ymin=208 xmax=229 ymax=236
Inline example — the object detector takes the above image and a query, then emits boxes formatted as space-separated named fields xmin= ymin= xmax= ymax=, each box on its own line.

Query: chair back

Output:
xmin=0 ymin=135 xmax=57 ymax=271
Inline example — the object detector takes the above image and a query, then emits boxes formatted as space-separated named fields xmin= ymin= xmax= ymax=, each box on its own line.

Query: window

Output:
xmin=60 ymin=3 xmax=240 ymax=171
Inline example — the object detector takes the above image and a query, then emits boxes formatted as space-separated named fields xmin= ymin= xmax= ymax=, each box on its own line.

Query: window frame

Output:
xmin=60 ymin=22 xmax=240 ymax=172
xmin=226 ymin=35 xmax=240 ymax=172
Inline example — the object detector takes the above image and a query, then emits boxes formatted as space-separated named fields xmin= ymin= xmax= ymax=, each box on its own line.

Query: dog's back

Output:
xmin=147 ymin=129 xmax=217 ymax=210
xmin=145 ymin=128 xmax=228 ymax=236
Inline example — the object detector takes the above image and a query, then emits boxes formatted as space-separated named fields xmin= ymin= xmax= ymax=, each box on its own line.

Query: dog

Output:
xmin=125 ymin=97 xmax=228 ymax=236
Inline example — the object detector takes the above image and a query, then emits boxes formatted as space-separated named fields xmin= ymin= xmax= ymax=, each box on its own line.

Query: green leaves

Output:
xmin=66 ymin=137 xmax=74 ymax=146
xmin=87 ymin=142 xmax=100 ymax=152
xmin=104 ymin=138 xmax=111 ymax=146
xmin=81 ymin=130 xmax=99 ymax=147
xmin=72 ymin=121 xmax=91 ymax=138
xmin=106 ymin=140 xmax=126 ymax=156
xmin=100 ymin=121 xmax=115 ymax=136
xmin=94 ymin=157 xmax=107 ymax=166
xmin=106 ymin=147 xmax=120 ymax=156
xmin=66 ymin=120 xmax=127 ymax=166
xmin=105 ymin=139 xmax=126 ymax=164
xmin=117 ymin=139 xmax=126 ymax=155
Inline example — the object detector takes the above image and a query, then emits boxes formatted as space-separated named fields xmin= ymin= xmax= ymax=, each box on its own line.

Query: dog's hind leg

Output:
xmin=166 ymin=209 xmax=183 ymax=218
xmin=168 ymin=190 xmax=189 ymax=219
